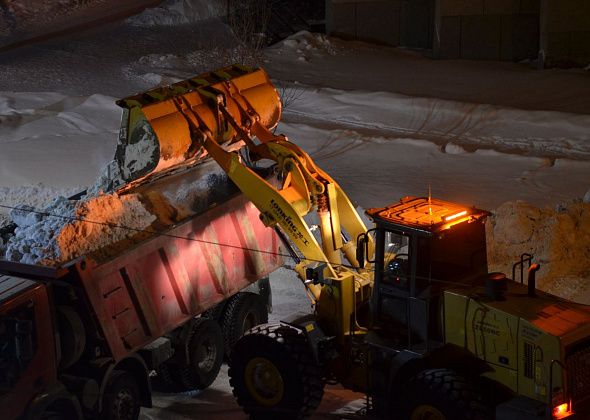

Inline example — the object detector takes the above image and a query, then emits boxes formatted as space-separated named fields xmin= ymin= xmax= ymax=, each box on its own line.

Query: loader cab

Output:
xmin=364 ymin=197 xmax=489 ymax=349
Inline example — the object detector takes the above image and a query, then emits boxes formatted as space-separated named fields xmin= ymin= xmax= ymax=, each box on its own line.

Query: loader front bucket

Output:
xmin=115 ymin=64 xmax=282 ymax=183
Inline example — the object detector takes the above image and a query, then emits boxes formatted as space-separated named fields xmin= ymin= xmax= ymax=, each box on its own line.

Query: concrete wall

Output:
xmin=435 ymin=0 xmax=540 ymax=61
xmin=543 ymin=0 xmax=590 ymax=66
xmin=326 ymin=0 xmax=405 ymax=46
xmin=326 ymin=0 xmax=590 ymax=66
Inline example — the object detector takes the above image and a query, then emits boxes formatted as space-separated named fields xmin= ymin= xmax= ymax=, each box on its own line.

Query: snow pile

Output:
xmin=487 ymin=200 xmax=590 ymax=303
xmin=0 ymin=92 xmax=119 ymax=189
xmin=0 ymin=0 xmax=107 ymax=38
xmin=0 ymin=184 xmax=82 ymax=228
xmin=3 ymin=192 xmax=156 ymax=265
xmin=273 ymin=31 xmax=340 ymax=63
xmin=55 ymin=193 xmax=156 ymax=263
xmin=126 ymin=0 xmax=223 ymax=27
xmin=132 ymin=161 xmax=233 ymax=225
xmin=0 ymin=157 xmax=234 ymax=266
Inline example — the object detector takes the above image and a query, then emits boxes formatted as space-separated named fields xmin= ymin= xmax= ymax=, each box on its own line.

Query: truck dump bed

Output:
xmin=0 ymin=168 xmax=282 ymax=361
xmin=75 ymin=190 xmax=281 ymax=360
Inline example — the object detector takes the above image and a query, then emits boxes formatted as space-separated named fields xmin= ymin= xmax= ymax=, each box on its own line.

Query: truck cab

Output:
xmin=0 ymin=276 xmax=80 ymax=420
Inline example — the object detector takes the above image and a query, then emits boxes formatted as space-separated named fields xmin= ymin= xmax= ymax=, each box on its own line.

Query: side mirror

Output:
xmin=15 ymin=319 xmax=34 ymax=363
xmin=356 ymin=235 xmax=366 ymax=269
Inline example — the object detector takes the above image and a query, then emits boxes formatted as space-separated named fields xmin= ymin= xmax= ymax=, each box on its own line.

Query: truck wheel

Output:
xmin=102 ymin=370 xmax=140 ymax=420
xmin=152 ymin=362 xmax=178 ymax=392
xmin=229 ymin=324 xmax=324 ymax=420
xmin=221 ymin=293 xmax=268 ymax=355
xmin=176 ymin=317 xmax=224 ymax=390
xmin=202 ymin=302 xmax=226 ymax=322
xmin=399 ymin=368 xmax=491 ymax=420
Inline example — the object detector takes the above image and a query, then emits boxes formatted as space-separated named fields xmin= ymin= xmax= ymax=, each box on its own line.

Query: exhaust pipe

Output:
xmin=527 ymin=263 xmax=541 ymax=297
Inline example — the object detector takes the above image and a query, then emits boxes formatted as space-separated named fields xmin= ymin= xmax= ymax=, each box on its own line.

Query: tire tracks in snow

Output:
xmin=282 ymin=107 xmax=590 ymax=162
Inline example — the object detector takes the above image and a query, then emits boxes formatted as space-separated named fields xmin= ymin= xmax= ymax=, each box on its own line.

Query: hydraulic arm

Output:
xmin=177 ymin=73 xmax=374 ymax=304
xmin=119 ymin=64 xmax=374 ymax=337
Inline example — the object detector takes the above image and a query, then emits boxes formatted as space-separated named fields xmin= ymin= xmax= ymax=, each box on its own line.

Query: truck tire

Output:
xmin=398 ymin=368 xmax=491 ymax=420
xmin=56 ymin=306 xmax=86 ymax=370
xmin=221 ymin=293 xmax=268 ymax=355
xmin=176 ymin=317 xmax=224 ymax=391
xmin=152 ymin=362 xmax=178 ymax=392
xmin=202 ymin=302 xmax=226 ymax=322
xmin=102 ymin=370 xmax=140 ymax=420
xmin=229 ymin=324 xmax=324 ymax=420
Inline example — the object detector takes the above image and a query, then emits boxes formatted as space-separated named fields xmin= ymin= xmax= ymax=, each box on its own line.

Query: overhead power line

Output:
xmin=0 ymin=202 xmax=362 ymax=272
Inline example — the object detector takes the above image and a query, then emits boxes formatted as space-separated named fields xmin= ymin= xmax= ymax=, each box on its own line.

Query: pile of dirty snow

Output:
xmin=0 ymin=157 xmax=235 ymax=266
xmin=126 ymin=0 xmax=223 ymax=27
xmin=487 ymin=199 xmax=590 ymax=304
xmin=272 ymin=31 xmax=341 ymax=63
xmin=3 ymin=193 xmax=156 ymax=265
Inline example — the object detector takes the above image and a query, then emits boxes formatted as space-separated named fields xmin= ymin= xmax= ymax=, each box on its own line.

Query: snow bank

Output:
xmin=487 ymin=200 xmax=590 ymax=303
xmin=0 ymin=92 xmax=119 ymax=189
xmin=274 ymin=31 xmax=341 ymax=63
xmin=283 ymin=85 xmax=590 ymax=160
xmin=126 ymin=0 xmax=223 ymax=27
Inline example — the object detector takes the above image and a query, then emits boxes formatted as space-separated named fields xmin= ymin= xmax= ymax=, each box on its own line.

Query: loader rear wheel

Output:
xmin=176 ymin=317 xmax=224 ymax=391
xmin=102 ymin=370 xmax=140 ymax=420
xmin=229 ymin=324 xmax=324 ymax=420
xmin=221 ymin=293 xmax=268 ymax=355
xmin=399 ymin=369 xmax=491 ymax=420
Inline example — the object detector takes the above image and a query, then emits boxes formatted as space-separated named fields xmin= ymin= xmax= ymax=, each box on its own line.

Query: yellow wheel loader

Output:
xmin=116 ymin=64 xmax=590 ymax=420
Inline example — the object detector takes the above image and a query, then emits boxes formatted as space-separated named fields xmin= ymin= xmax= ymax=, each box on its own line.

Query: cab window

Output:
xmin=382 ymin=231 xmax=410 ymax=287
xmin=0 ymin=305 xmax=37 ymax=394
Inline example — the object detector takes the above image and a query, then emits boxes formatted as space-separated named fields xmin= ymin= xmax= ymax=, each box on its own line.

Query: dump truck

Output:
xmin=123 ymin=64 xmax=589 ymax=420
xmin=0 ymin=67 xmax=285 ymax=420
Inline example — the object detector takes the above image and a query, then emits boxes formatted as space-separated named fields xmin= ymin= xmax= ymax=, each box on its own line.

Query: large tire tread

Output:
xmin=102 ymin=370 xmax=140 ymax=420
xmin=229 ymin=324 xmax=324 ymax=420
xmin=400 ymin=368 xmax=492 ymax=420
xmin=221 ymin=293 xmax=268 ymax=355
xmin=175 ymin=317 xmax=224 ymax=391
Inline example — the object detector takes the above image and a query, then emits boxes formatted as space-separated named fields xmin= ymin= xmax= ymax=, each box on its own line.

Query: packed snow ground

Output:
xmin=0 ymin=0 xmax=589 ymax=417
xmin=0 ymin=1 xmax=588 ymax=288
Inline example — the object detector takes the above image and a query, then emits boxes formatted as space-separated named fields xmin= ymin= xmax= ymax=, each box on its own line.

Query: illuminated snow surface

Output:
xmin=0 ymin=0 xmax=589 ymax=417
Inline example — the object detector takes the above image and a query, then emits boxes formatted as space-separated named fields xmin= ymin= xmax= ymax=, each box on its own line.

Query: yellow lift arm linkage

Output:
xmin=132 ymin=66 xmax=375 ymax=337
xmin=191 ymin=79 xmax=371 ymax=336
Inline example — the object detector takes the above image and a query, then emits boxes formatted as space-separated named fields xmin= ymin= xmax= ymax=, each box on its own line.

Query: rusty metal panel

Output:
xmin=76 ymin=193 xmax=281 ymax=361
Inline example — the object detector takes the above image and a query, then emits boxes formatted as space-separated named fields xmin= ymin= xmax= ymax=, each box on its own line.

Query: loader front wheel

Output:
xmin=399 ymin=368 xmax=491 ymax=420
xmin=229 ymin=324 xmax=324 ymax=420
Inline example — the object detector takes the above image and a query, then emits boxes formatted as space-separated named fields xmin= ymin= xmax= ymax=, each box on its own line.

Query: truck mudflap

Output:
xmin=75 ymin=192 xmax=282 ymax=361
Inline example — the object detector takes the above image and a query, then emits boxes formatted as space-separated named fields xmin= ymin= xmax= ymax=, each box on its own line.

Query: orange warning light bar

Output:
xmin=366 ymin=196 xmax=490 ymax=233
xmin=553 ymin=402 xmax=574 ymax=419
xmin=443 ymin=210 xmax=468 ymax=222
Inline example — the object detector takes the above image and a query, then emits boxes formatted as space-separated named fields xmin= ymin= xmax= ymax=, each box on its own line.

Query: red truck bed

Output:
xmin=72 ymin=191 xmax=281 ymax=360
